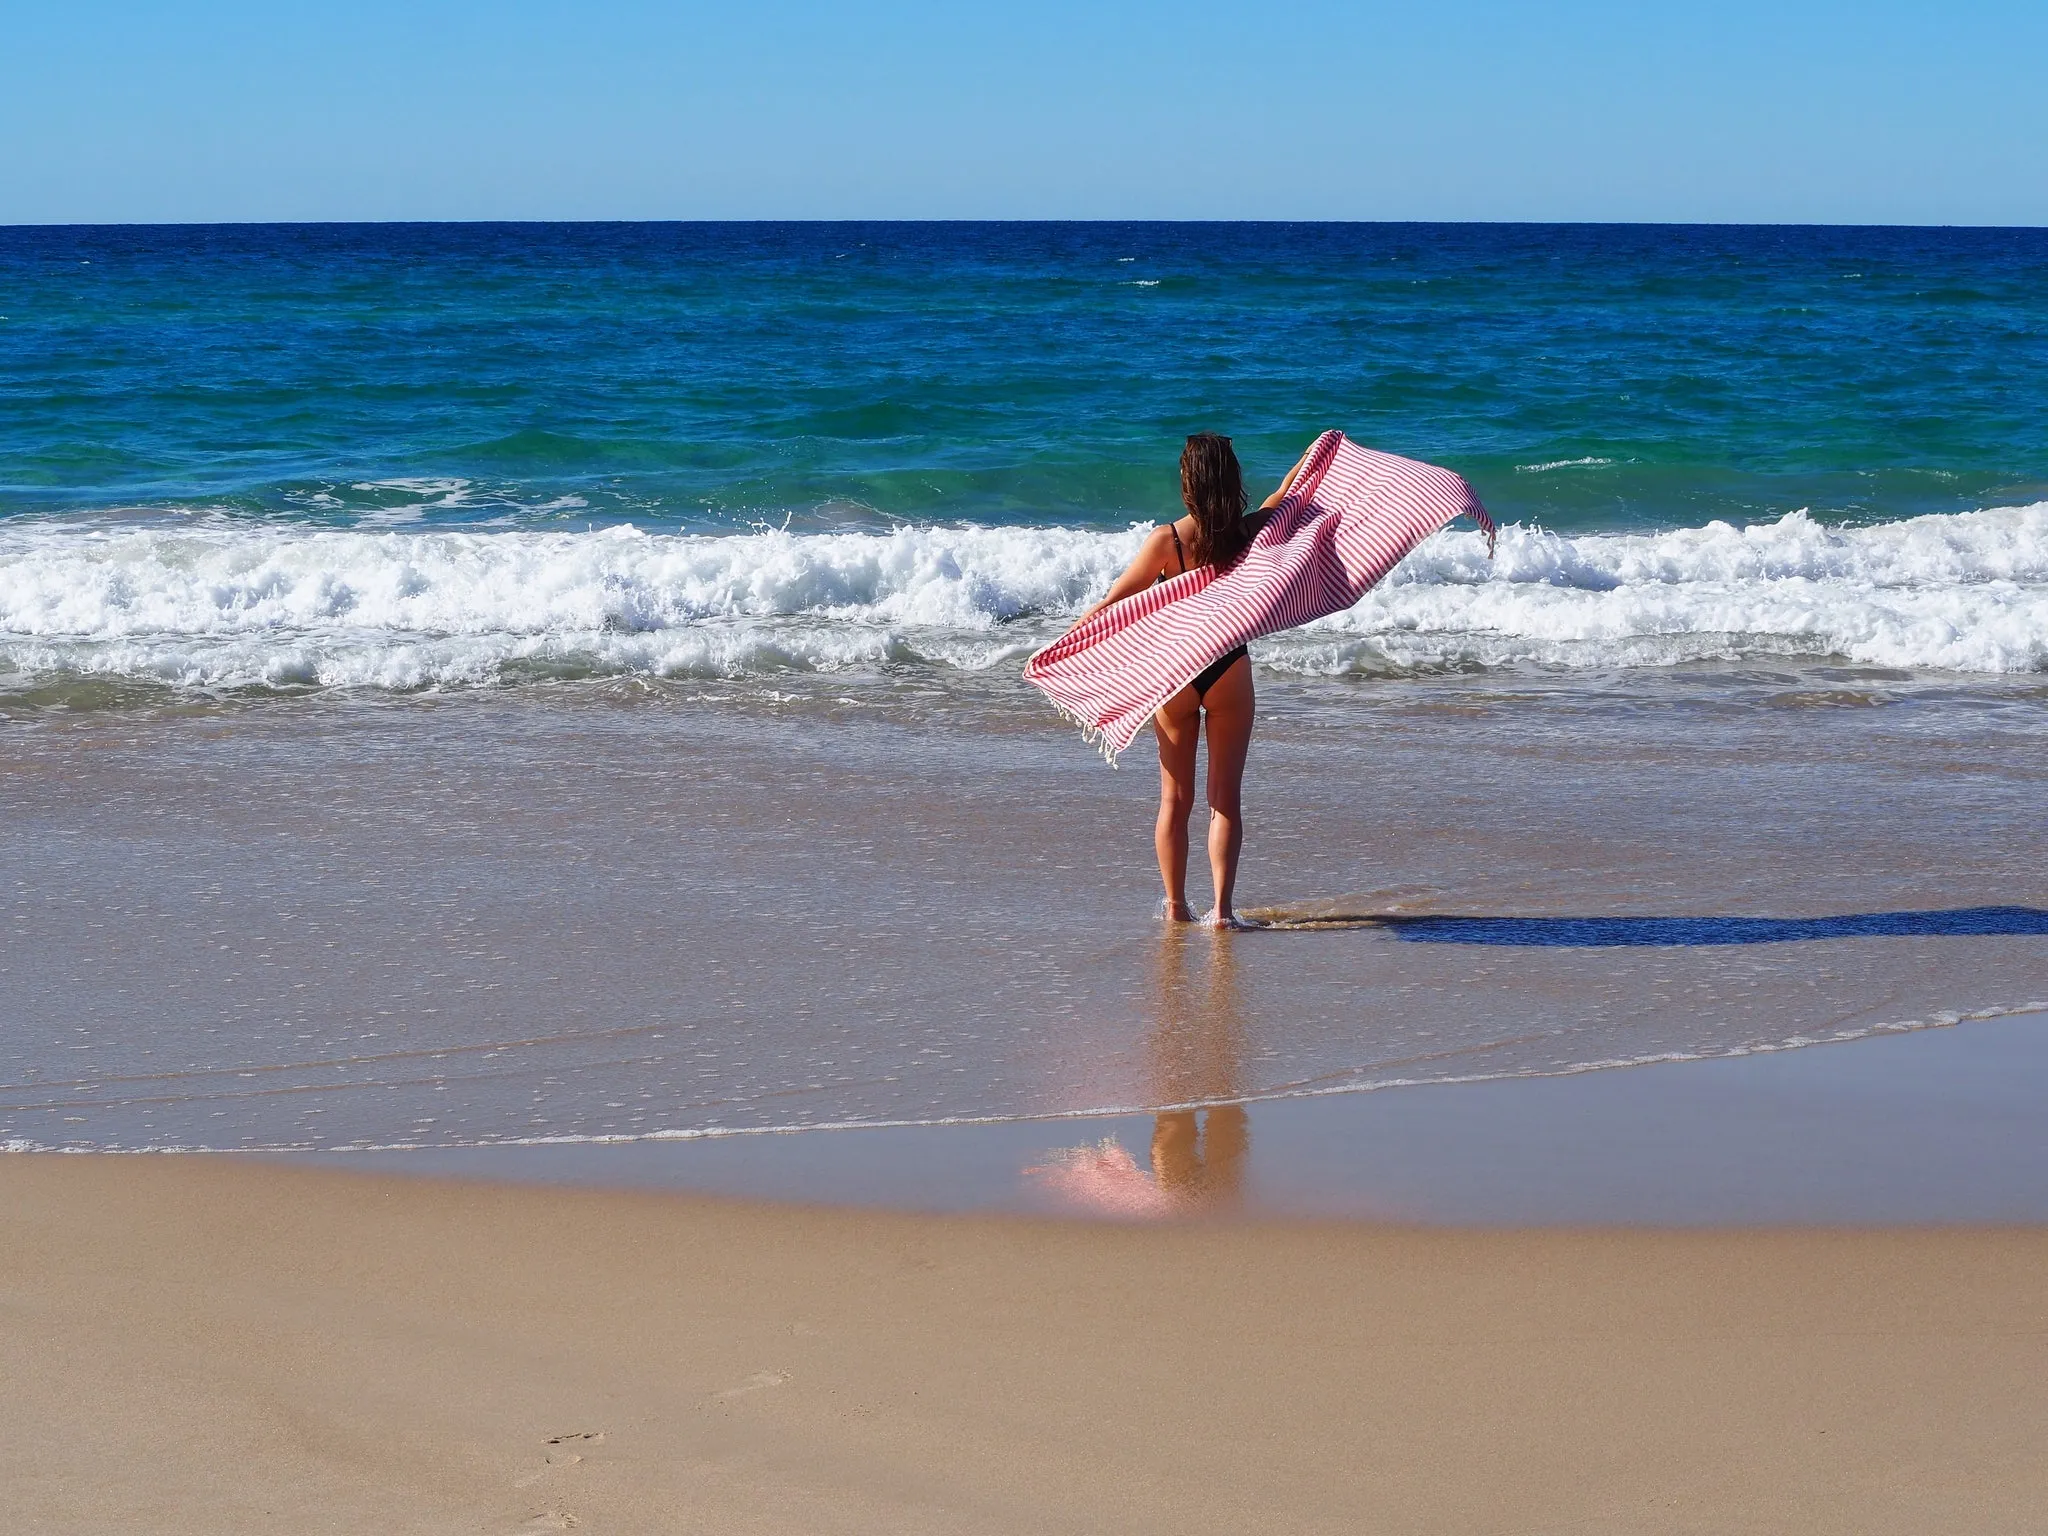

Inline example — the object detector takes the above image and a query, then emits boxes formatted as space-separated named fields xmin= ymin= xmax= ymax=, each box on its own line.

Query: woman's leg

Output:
xmin=1152 ymin=688 xmax=1201 ymax=920
xmin=1151 ymin=1110 xmax=1200 ymax=1195
xmin=1200 ymin=1104 xmax=1250 ymax=1204
xmin=1199 ymin=656 xmax=1255 ymax=922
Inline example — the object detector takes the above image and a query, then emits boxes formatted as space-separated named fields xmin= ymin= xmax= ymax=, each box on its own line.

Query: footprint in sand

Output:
xmin=515 ymin=1434 xmax=606 ymax=1488
xmin=717 ymin=1370 xmax=789 ymax=1398
xmin=520 ymin=1513 xmax=578 ymax=1531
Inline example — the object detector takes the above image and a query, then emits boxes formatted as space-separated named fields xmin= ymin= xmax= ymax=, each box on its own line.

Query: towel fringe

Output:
xmin=1042 ymin=696 xmax=1126 ymax=767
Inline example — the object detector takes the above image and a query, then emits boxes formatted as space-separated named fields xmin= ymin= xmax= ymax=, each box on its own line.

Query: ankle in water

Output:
xmin=1202 ymin=907 xmax=1263 ymax=931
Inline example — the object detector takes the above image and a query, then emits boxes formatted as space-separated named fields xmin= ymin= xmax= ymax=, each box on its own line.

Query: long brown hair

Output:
xmin=1179 ymin=432 xmax=1254 ymax=569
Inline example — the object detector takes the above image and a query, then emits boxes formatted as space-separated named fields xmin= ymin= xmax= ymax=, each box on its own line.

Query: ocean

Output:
xmin=5 ymin=221 xmax=2047 ymax=692
xmin=4 ymin=222 xmax=2045 ymax=1195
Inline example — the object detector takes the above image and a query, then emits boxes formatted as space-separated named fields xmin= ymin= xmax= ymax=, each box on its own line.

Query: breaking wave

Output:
xmin=2 ymin=503 xmax=2044 ymax=692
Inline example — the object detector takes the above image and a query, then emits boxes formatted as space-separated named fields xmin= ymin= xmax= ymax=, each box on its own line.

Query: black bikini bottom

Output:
xmin=1190 ymin=645 xmax=1249 ymax=698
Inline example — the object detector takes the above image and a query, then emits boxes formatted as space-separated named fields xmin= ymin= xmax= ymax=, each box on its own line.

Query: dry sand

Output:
xmin=7 ymin=1155 xmax=2047 ymax=1535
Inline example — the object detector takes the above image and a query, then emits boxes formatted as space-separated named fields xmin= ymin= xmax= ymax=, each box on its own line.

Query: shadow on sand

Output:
xmin=1257 ymin=905 xmax=2048 ymax=948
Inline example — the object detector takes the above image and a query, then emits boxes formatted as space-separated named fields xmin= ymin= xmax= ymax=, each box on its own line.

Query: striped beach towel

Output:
xmin=1024 ymin=431 xmax=1496 ymax=762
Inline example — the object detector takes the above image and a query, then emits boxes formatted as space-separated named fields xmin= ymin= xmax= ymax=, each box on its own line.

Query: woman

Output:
xmin=1078 ymin=433 xmax=1310 ymax=928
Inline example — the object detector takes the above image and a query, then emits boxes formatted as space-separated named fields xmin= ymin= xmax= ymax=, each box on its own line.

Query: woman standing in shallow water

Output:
xmin=1078 ymin=433 xmax=1310 ymax=929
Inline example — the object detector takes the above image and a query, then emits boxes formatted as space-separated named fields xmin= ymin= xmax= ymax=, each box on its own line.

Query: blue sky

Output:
xmin=4 ymin=0 xmax=2043 ymax=224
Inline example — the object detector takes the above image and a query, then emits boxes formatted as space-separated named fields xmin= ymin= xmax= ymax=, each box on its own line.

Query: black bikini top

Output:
xmin=1155 ymin=521 xmax=1189 ymax=584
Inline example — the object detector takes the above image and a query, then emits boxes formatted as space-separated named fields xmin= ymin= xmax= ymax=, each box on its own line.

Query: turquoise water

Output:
xmin=7 ymin=221 xmax=2046 ymax=531
xmin=3 ymin=222 xmax=2046 ymax=691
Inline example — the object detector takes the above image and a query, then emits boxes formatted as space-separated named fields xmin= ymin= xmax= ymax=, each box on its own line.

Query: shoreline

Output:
xmin=9 ymin=1152 xmax=2048 ymax=1534
xmin=274 ymin=1006 xmax=2048 ymax=1225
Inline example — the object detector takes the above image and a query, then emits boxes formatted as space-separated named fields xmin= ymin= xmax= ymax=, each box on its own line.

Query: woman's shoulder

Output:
xmin=1128 ymin=521 xmax=1177 ymax=570
xmin=1144 ymin=518 xmax=1192 ymax=551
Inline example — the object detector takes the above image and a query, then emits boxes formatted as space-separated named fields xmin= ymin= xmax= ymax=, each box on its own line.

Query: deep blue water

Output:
xmin=5 ymin=221 xmax=2046 ymax=534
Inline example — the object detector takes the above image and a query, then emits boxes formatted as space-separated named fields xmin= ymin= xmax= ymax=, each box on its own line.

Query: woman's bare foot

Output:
xmin=1161 ymin=899 xmax=1198 ymax=923
xmin=1201 ymin=908 xmax=1264 ymax=931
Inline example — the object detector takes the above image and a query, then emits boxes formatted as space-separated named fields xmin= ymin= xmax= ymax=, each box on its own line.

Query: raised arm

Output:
xmin=1072 ymin=524 xmax=1179 ymax=627
xmin=1259 ymin=442 xmax=1316 ymax=512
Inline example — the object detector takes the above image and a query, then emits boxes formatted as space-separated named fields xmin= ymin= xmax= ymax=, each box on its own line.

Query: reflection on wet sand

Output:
xmin=1027 ymin=927 xmax=1253 ymax=1216
xmin=1149 ymin=1104 xmax=1249 ymax=1208
xmin=1146 ymin=924 xmax=1250 ymax=1208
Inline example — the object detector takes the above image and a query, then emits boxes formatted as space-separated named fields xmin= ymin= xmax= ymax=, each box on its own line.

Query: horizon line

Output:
xmin=5 ymin=216 xmax=2047 ymax=233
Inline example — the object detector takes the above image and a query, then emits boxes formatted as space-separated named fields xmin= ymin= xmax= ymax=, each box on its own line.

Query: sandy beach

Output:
xmin=7 ymin=1153 xmax=2046 ymax=1535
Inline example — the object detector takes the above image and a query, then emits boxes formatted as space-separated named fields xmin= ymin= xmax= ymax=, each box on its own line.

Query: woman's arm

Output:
xmin=1072 ymin=524 xmax=1178 ymax=627
xmin=1259 ymin=443 xmax=1316 ymax=511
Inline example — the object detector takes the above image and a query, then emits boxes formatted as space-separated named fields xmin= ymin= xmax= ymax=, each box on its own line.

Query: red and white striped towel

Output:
xmin=1024 ymin=432 xmax=1496 ymax=761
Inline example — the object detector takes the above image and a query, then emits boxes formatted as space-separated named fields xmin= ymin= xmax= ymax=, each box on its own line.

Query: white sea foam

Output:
xmin=1515 ymin=456 xmax=1617 ymax=473
xmin=2 ymin=505 xmax=2044 ymax=691
xmin=1301 ymin=503 xmax=2048 ymax=675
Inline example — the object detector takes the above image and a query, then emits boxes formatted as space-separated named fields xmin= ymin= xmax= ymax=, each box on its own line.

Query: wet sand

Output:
xmin=320 ymin=1006 xmax=2048 ymax=1223
xmin=7 ymin=1154 xmax=2048 ymax=1535
xmin=5 ymin=671 xmax=2044 ymax=1157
